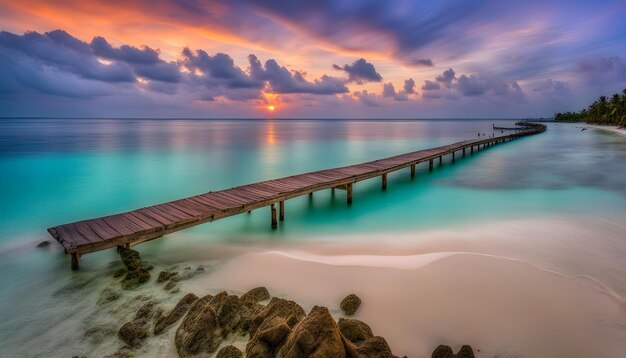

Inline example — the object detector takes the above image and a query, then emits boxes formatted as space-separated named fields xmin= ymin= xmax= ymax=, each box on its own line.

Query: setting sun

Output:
xmin=267 ymin=105 xmax=275 ymax=112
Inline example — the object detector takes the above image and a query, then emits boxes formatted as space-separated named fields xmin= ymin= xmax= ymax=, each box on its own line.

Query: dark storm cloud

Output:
xmin=0 ymin=30 xmax=136 ymax=83
xmin=333 ymin=58 xmax=382 ymax=84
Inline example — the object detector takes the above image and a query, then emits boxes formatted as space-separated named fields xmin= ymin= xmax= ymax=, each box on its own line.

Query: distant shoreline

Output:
xmin=579 ymin=124 xmax=626 ymax=137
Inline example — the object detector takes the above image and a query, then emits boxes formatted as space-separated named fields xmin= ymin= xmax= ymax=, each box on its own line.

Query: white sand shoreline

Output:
xmin=578 ymin=123 xmax=626 ymax=137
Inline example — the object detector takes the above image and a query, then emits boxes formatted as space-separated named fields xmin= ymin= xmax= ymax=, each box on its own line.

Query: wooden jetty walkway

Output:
xmin=48 ymin=122 xmax=546 ymax=269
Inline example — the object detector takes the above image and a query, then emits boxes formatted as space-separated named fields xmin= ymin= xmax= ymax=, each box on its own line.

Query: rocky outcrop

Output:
xmin=97 ymin=287 xmax=121 ymax=305
xmin=174 ymin=295 xmax=223 ymax=357
xmin=356 ymin=336 xmax=394 ymax=358
xmin=338 ymin=318 xmax=374 ymax=344
xmin=157 ymin=270 xmax=178 ymax=283
xmin=432 ymin=345 xmax=475 ymax=358
xmin=241 ymin=286 xmax=270 ymax=304
xmin=340 ymin=294 xmax=361 ymax=316
xmin=117 ymin=302 xmax=158 ymax=348
xmin=249 ymin=297 xmax=306 ymax=338
xmin=154 ymin=293 xmax=198 ymax=334
xmin=246 ymin=316 xmax=293 ymax=358
xmin=118 ymin=248 xmax=151 ymax=289
xmin=209 ymin=291 xmax=245 ymax=336
xmin=216 ymin=345 xmax=244 ymax=358
xmin=277 ymin=306 xmax=357 ymax=358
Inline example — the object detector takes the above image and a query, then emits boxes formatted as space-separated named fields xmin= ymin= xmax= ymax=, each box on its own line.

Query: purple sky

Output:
xmin=1 ymin=0 xmax=625 ymax=118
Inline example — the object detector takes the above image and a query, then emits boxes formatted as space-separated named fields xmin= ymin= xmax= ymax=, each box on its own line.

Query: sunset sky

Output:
xmin=1 ymin=0 xmax=625 ymax=118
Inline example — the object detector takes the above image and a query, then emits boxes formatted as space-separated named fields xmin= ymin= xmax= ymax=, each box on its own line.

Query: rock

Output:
xmin=104 ymin=347 xmax=135 ymax=358
xmin=97 ymin=287 xmax=121 ymax=305
xmin=340 ymin=294 xmax=361 ymax=316
xmin=112 ymin=268 xmax=127 ymax=279
xmin=209 ymin=291 xmax=244 ymax=336
xmin=356 ymin=336 xmax=394 ymax=358
xmin=157 ymin=270 xmax=178 ymax=283
xmin=84 ymin=324 xmax=117 ymax=344
xmin=154 ymin=293 xmax=198 ymax=334
xmin=457 ymin=345 xmax=475 ymax=358
xmin=241 ymin=287 xmax=270 ymax=304
xmin=164 ymin=281 xmax=177 ymax=291
xmin=246 ymin=316 xmax=292 ymax=358
xmin=216 ymin=345 xmax=244 ymax=358
xmin=249 ymin=297 xmax=306 ymax=338
xmin=174 ymin=294 xmax=222 ymax=357
xmin=431 ymin=345 xmax=475 ymax=358
xmin=432 ymin=345 xmax=454 ymax=358
xmin=338 ymin=318 xmax=373 ymax=344
xmin=36 ymin=240 xmax=50 ymax=248
xmin=172 ymin=265 xmax=206 ymax=282
xmin=117 ymin=302 xmax=157 ymax=348
xmin=119 ymin=248 xmax=151 ymax=289
xmin=277 ymin=305 xmax=355 ymax=358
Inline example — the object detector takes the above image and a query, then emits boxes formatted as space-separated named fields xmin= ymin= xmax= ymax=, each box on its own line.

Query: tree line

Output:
xmin=555 ymin=89 xmax=626 ymax=127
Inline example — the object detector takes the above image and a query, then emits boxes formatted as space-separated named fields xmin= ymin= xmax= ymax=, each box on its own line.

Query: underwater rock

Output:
xmin=117 ymin=302 xmax=158 ymax=348
xmin=84 ymin=324 xmax=117 ymax=344
xmin=112 ymin=268 xmax=127 ymax=279
xmin=119 ymin=248 xmax=151 ymax=289
xmin=36 ymin=240 xmax=50 ymax=248
xmin=154 ymin=293 xmax=198 ymax=334
xmin=340 ymin=294 xmax=361 ymax=316
xmin=157 ymin=270 xmax=178 ymax=283
xmin=97 ymin=287 xmax=121 ymax=305
xmin=164 ymin=281 xmax=177 ymax=291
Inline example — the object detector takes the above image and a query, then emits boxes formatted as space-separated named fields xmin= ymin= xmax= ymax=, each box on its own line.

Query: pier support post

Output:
xmin=279 ymin=201 xmax=284 ymax=221
xmin=382 ymin=173 xmax=387 ymax=190
xmin=347 ymin=183 xmax=353 ymax=205
xmin=429 ymin=159 xmax=433 ymax=171
xmin=71 ymin=253 xmax=79 ymax=271
xmin=411 ymin=164 xmax=416 ymax=177
xmin=439 ymin=156 xmax=442 ymax=165
xmin=271 ymin=204 xmax=277 ymax=229
xmin=463 ymin=148 xmax=466 ymax=156
xmin=309 ymin=192 xmax=313 ymax=198
xmin=471 ymin=146 xmax=474 ymax=154
xmin=452 ymin=151 xmax=455 ymax=162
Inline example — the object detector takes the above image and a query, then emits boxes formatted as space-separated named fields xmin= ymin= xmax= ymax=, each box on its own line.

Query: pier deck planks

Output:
xmin=47 ymin=123 xmax=545 ymax=267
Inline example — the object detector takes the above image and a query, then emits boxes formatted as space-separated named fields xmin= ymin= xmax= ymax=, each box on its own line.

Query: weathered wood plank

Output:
xmin=48 ymin=123 xmax=546 ymax=262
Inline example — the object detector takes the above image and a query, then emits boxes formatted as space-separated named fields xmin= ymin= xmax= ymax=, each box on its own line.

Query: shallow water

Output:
xmin=0 ymin=119 xmax=625 ymax=357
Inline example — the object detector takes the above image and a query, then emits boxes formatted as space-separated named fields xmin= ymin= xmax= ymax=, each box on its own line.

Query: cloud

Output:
xmin=576 ymin=57 xmax=626 ymax=86
xmin=436 ymin=68 xmax=456 ymax=88
xmin=410 ymin=58 xmax=434 ymax=67
xmin=353 ymin=90 xmax=382 ymax=106
xmin=333 ymin=58 xmax=382 ymax=84
xmin=422 ymin=80 xmax=441 ymax=91
xmin=250 ymin=55 xmax=348 ymax=95
xmin=533 ymin=79 xmax=571 ymax=96
xmin=403 ymin=79 xmax=416 ymax=94
xmin=183 ymin=49 xmax=263 ymax=89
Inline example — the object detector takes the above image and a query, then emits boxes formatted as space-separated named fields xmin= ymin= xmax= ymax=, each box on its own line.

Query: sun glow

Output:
xmin=267 ymin=105 xmax=275 ymax=112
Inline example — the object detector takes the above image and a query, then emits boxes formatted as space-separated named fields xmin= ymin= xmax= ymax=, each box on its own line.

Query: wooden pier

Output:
xmin=48 ymin=123 xmax=545 ymax=269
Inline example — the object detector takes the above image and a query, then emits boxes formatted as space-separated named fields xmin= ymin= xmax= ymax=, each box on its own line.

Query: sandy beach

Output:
xmin=578 ymin=124 xmax=626 ymax=137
